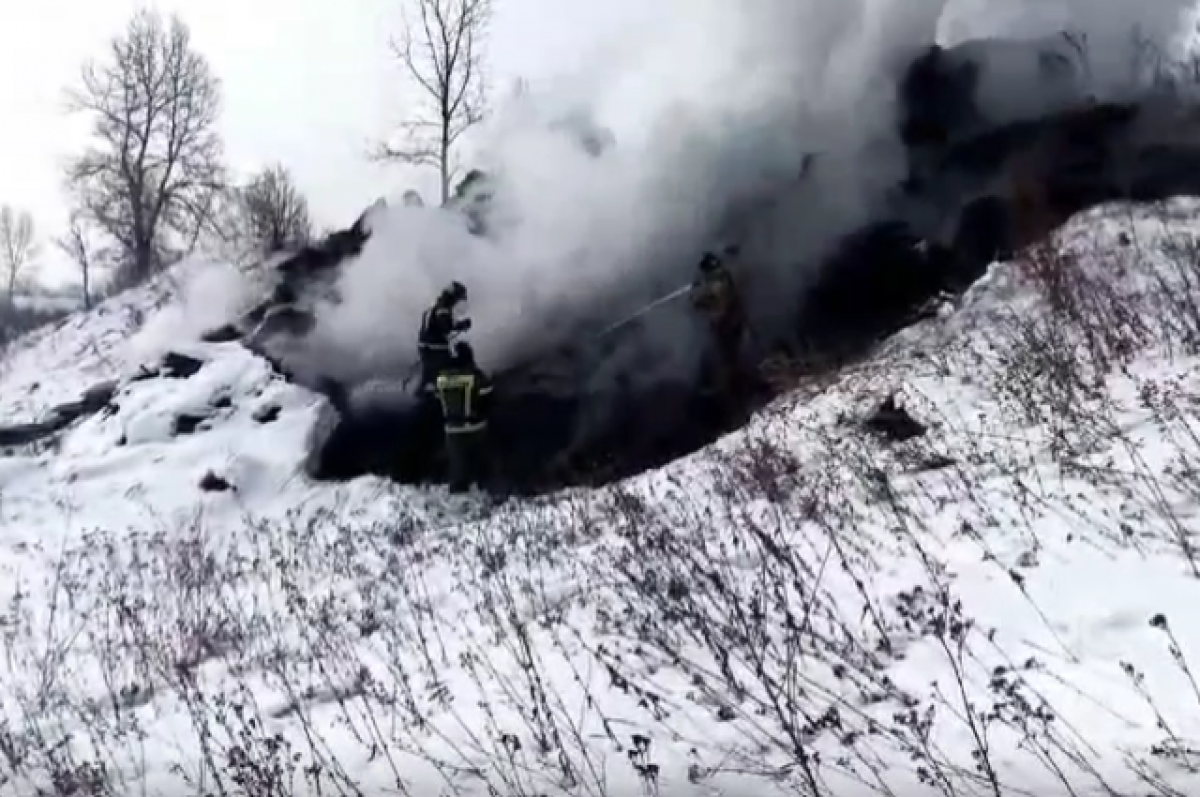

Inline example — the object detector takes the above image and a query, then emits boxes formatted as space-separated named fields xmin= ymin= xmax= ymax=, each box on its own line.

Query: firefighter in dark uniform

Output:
xmin=417 ymin=281 xmax=470 ymax=394
xmin=691 ymin=251 xmax=748 ymax=416
xmin=434 ymin=341 xmax=494 ymax=493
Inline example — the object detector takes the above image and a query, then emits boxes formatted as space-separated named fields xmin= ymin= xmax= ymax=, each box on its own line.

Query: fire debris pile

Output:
xmin=201 ymin=34 xmax=1200 ymax=496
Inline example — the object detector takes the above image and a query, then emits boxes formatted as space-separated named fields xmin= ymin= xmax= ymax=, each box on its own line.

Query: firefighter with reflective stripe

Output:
xmin=691 ymin=251 xmax=748 ymax=411
xmin=434 ymin=341 xmax=494 ymax=493
xmin=417 ymin=281 xmax=471 ymax=394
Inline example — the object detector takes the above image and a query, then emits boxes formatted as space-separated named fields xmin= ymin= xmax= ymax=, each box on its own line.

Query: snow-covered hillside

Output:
xmin=2 ymin=202 xmax=1200 ymax=797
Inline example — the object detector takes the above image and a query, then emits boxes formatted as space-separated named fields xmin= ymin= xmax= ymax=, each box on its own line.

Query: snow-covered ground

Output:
xmin=2 ymin=202 xmax=1200 ymax=796
xmin=0 ymin=269 xmax=196 ymax=422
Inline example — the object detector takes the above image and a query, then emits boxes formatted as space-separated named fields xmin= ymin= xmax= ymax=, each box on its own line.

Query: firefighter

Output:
xmin=434 ymin=341 xmax=494 ymax=493
xmin=417 ymin=281 xmax=471 ymax=394
xmin=691 ymin=251 xmax=748 ymax=415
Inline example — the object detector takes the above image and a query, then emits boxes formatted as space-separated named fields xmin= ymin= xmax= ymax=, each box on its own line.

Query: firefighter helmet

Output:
xmin=454 ymin=340 xmax=475 ymax=365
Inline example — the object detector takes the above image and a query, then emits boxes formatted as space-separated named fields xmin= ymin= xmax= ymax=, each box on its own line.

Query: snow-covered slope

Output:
xmin=0 ymin=261 xmax=254 ymax=424
xmin=3 ymin=202 xmax=1200 ymax=797
xmin=0 ymin=283 xmax=164 ymax=422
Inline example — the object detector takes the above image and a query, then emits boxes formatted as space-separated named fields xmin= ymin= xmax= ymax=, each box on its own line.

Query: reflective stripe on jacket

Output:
xmin=435 ymin=368 xmax=494 ymax=432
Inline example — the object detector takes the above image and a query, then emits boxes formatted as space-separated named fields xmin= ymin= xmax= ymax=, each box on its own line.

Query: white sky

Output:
xmin=0 ymin=0 xmax=653 ymax=283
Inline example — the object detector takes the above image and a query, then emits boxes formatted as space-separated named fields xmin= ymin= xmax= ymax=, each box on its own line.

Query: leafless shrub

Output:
xmin=238 ymin=165 xmax=312 ymax=254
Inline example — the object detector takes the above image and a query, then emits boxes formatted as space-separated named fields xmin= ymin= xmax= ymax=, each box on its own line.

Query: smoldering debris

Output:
xmin=171 ymin=1 xmax=1200 ymax=494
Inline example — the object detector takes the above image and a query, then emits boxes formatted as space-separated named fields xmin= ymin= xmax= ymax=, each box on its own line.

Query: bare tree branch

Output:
xmin=372 ymin=0 xmax=492 ymax=204
xmin=63 ymin=8 xmax=224 ymax=286
xmin=0 ymin=206 xmax=38 ymax=303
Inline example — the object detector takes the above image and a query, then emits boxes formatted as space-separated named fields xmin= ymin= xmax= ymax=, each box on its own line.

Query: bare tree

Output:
xmin=240 ymin=164 xmax=312 ymax=252
xmin=64 ymin=8 xmax=223 ymax=286
xmin=56 ymin=211 xmax=99 ymax=309
xmin=372 ymin=0 xmax=492 ymax=204
xmin=0 ymin=206 xmax=37 ymax=303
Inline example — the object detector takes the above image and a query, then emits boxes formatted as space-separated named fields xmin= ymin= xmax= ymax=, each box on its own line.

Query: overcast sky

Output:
xmin=0 ymin=0 xmax=654 ymax=284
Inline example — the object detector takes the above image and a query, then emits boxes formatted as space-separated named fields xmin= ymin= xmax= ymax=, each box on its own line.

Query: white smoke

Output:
xmin=126 ymin=258 xmax=262 ymax=367
xmin=264 ymin=0 xmax=1196 ymax=383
